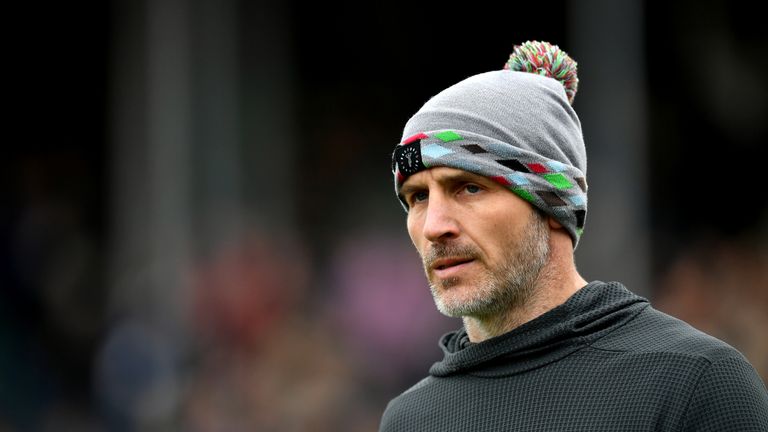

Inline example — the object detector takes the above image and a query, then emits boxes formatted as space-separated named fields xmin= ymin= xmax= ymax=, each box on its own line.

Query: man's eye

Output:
xmin=465 ymin=184 xmax=481 ymax=194
xmin=413 ymin=191 xmax=428 ymax=202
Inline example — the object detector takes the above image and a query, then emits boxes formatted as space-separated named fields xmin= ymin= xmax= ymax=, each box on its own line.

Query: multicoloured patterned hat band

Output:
xmin=392 ymin=129 xmax=587 ymax=242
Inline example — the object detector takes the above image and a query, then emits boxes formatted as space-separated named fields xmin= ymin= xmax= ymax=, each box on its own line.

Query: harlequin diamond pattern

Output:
xmin=494 ymin=173 xmax=531 ymax=187
xmin=527 ymin=163 xmax=548 ymax=173
xmin=461 ymin=144 xmax=487 ymax=154
xmin=402 ymin=132 xmax=428 ymax=145
xmin=506 ymin=173 xmax=530 ymax=185
xmin=434 ymin=131 xmax=463 ymax=142
xmin=513 ymin=189 xmax=536 ymax=203
xmin=575 ymin=210 xmax=586 ymax=228
xmin=575 ymin=177 xmax=587 ymax=192
xmin=537 ymin=191 xmax=567 ymax=206
xmin=542 ymin=173 xmax=573 ymax=190
xmin=568 ymin=195 xmax=585 ymax=206
xmin=546 ymin=160 xmax=567 ymax=172
xmin=491 ymin=176 xmax=512 ymax=186
xmin=422 ymin=144 xmax=453 ymax=158
xmin=490 ymin=158 xmax=584 ymax=209
xmin=393 ymin=132 xmax=587 ymax=227
xmin=496 ymin=159 xmax=531 ymax=172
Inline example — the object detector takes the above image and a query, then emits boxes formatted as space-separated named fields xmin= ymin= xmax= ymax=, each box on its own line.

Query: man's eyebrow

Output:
xmin=399 ymin=183 xmax=423 ymax=198
xmin=434 ymin=171 xmax=488 ymax=186
xmin=400 ymin=171 xmax=489 ymax=196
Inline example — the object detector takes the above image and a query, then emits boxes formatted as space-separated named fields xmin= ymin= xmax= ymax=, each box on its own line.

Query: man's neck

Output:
xmin=463 ymin=249 xmax=587 ymax=343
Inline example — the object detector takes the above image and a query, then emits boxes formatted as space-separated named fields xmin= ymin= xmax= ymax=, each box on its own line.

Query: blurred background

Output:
xmin=2 ymin=0 xmax=767 ymax=430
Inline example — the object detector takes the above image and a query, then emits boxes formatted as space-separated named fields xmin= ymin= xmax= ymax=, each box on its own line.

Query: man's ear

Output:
xmin=548 ymin=217 xmax=563 ymax=229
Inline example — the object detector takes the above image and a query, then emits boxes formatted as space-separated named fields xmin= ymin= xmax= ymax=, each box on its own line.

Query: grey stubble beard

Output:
xmin=425 ymin=213 xmax=551 ymax=319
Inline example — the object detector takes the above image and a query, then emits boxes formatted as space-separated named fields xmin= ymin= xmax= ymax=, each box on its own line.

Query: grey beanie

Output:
xmin=391 ymin=41 xmax=587 ymax=247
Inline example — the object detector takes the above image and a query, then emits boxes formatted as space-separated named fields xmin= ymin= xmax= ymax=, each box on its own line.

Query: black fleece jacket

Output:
xmin=380 ymin=281 xmax=768 ymax=431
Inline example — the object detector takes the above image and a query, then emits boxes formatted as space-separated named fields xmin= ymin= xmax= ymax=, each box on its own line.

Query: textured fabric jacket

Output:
xmin=380 ymin=281 xmax=768 ymax=431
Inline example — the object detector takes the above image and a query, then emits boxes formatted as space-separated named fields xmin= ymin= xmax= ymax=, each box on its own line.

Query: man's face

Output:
xmin=401 ymin=167 xmax=550 ymax=318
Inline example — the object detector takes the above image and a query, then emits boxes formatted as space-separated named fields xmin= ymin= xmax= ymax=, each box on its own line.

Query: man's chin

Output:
xmin=434 ymin=295 xmax=495 ymax=318
xmin=431 ymin=281 xmax=490 ymax=317
xmin=432 ymin=275 xmax=461 ymax=290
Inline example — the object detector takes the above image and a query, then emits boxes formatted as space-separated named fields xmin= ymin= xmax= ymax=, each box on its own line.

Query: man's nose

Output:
xmin=422 ymin=195 xmax=460 ymax=242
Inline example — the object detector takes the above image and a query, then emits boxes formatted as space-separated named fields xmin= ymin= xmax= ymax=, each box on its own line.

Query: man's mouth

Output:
xmin=432 ymin=258 xmax=475 ymax=271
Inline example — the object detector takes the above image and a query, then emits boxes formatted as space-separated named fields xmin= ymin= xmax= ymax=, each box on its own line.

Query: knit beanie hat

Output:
xmin=391 ymin=41 xmax=587 ymax=247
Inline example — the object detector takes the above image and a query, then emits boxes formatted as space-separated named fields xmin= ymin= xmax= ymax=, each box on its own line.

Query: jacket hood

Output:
xmin=430 ymin=281 xmax=648 ymax=378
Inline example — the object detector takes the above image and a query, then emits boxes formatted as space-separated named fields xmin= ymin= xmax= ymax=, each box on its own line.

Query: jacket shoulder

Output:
xmin=591 ymin=305 xmax=743 ymax=362
xmin=379 ymin=376 xmax=441 ymax=432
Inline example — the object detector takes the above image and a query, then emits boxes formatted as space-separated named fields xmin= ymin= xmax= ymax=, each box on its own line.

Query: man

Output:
xmin=380 ymin=41 xmax=768 ymax=431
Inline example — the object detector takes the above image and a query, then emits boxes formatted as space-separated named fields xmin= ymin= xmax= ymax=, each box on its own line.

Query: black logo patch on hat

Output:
xmin=393 ymin=140 xmax=425 ymax=177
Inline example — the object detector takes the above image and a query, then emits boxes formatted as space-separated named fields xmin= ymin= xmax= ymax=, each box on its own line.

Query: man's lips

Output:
xmin=431 ymin=257 xmax=474 ymax=271
xmin=432 ymin=259 xmax=475 ymax=279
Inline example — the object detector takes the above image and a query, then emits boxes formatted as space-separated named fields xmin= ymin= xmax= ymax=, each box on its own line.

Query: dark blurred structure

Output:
xmin=2 ymin=0 xmax=766 ymax=430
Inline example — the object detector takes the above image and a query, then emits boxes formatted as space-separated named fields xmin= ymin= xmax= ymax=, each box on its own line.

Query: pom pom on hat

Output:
xmin=504 ymin=40 xmax=579 ymax=105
